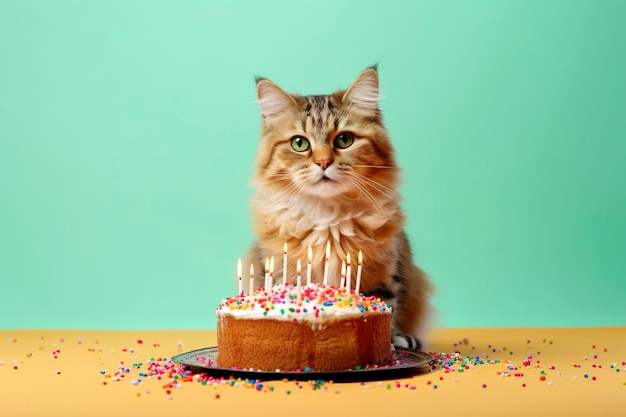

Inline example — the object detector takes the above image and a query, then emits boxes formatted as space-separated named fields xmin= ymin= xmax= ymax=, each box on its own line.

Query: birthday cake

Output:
xmin=216 ymin=283 xmax=392 ymax=372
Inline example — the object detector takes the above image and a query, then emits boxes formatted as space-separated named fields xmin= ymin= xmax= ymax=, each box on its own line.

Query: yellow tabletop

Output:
xmin=1 ymin=327 xmax=624 ymax=417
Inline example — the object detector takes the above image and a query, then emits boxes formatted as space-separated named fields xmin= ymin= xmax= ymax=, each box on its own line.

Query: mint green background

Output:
xmin=1 ymin=1 xmax=624 ymax=330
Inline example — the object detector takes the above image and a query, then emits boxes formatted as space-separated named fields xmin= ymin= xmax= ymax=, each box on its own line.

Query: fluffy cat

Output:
xmin=243 ymin=67 xmax=432 ymax=350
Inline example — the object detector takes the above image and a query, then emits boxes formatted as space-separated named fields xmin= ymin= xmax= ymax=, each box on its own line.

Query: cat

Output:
xmin=242 ymin=66 xmax=432 ymax=350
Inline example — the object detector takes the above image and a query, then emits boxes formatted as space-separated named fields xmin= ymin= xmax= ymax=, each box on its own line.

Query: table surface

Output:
xmin=1 ymin=327 xmax=624 ymax=417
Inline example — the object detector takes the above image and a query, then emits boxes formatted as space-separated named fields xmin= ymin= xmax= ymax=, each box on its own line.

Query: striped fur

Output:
xmin=244 ymin=68 xmax=432 ymax=350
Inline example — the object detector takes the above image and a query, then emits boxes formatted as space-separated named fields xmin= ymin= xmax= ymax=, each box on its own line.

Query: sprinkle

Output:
xmin=217 ymin=283 xmax=390 ymax=318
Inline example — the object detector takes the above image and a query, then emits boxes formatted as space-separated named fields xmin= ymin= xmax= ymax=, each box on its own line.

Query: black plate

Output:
xmin=172 ymin=346 xmax=433 ymax=382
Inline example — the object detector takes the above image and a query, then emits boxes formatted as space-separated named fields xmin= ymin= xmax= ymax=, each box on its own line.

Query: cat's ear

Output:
xmin=342 ymin=68 xmax=380 ymax=111
xmin=256 ymin=79 xmax=296 ymax=126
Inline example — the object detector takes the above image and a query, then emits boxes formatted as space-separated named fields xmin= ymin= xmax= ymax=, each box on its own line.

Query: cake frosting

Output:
xmin=216 ymin=283 xmax=393 ymax=372
xmin=216 ymin=283 xmax=391 ymax=322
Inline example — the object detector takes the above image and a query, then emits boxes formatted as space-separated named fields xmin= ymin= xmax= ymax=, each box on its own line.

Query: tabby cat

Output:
xmin=243 ymin=67 xmax=432 ymax=350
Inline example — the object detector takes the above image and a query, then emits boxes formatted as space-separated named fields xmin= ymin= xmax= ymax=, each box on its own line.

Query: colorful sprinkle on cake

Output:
xmin=216 ymin=283 xmax=391 ymax=323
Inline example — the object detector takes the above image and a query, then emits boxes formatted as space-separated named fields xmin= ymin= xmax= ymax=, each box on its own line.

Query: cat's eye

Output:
xmin=334 ymin=132 xmax=354 ymax=149
xmin=291 ymin=136 xmax=310 ymax=152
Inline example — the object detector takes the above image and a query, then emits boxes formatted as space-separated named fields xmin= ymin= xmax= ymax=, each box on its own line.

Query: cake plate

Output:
xmin=172 ymin=346 xmax=433 ymax=382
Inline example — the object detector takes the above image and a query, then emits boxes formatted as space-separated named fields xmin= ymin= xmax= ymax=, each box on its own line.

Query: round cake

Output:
xmin=216 ymin=283 xmax=392 ymax=372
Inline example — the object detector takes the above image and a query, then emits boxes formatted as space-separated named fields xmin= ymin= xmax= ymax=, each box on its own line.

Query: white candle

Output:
xmin=269 ymin=256 xmax=275 ymax=294
xmin=340 ymin=260 xmax=346 ymax=289
xmin=237 ymin=258 xmax=243 ymax=296
xmin=296 ymin=259 xmax=302 ymax=304
xmin=323 ymin=241 xmax=330 ymax=286
xmin=346 ymin=253 xmax=352 ymax=292
xmin=249 ymin=264 xmax=254 ymax=296
xmin=283 ymin=242 xmax=288 ymax=284
xmin=306 ymin=245 xmax=312 ymax=285
xmin=355 ymin=250 xmax=363 ymax=295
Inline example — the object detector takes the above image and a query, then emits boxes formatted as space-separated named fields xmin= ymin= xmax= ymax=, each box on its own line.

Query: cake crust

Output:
xmin=217 ymin=313 xmax=391 ymax=372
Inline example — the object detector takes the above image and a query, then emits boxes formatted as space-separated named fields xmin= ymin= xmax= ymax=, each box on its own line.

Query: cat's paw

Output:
xmin=392 ymin=335 xmax=422 ymax=351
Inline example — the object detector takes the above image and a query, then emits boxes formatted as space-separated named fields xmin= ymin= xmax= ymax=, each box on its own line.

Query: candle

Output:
xmin=264 ymin=258 xmax=269 ymax=291
xmin=269 ymin=256 xmax=275 ymax=294
xmin=249 ymin=264 xmax=254 ymax=296
xmin=340 ymin=260 xmax=346 ymax=289
xmin=323 ymin=241 xmax=330 ymax=285
xmin=237 ymin=258 xmax=243 ymax=296
xmin=306 ymin=245 xmax=312 ymax=285
xmin=283 ymin=242 xmax=288 ymax=284
xmin=346 ymin=253 xmax=352 ymax=292
xmin=355 ymin=250 xmax=363 ymax=295
xmin=296 ymin=259 xmax=302 ymax=304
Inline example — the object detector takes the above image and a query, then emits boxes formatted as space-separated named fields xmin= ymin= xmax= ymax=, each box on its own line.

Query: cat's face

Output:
xmin=254 ymin=68 xmax=399 ymax=203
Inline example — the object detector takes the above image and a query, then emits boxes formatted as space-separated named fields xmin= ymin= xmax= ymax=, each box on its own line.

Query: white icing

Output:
xmin=216 ymin=283 xmax=390 ymax=325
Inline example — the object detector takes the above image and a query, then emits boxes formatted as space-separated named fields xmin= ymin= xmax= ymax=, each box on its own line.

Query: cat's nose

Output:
xmin=316 ymin=158 xmax=333 ymax=171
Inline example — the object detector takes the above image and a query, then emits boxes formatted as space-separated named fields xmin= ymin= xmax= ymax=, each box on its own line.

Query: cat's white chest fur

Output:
xmin=253 ymin=187 xmax=395 ymax=255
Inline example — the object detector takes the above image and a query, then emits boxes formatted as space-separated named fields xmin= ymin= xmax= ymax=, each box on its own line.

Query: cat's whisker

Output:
xmin=353 ymin=165 xmax=400 ymax=170
xmin=349 ymin=181 xmax=397 ymax=216
xmin=262 ymin=177 xmax=293 ymax=185
xmin=345 ymin=171 xmax=398 ymax=201
xmin=340 ymin=175 xmax=386 ymax=216
xmin=339 ymin=165 xmax=397 ymax=192
xmin=263 ymin=172 xmax=297 ymax=183
xmin=260 ymin=180 xmax=295 ymax=194
xmin=260 ymin=176 xmax=304 ymax=199
xmin=259 ymin=171 xmax=291 ymax=180
xmin=274 ymin=182 xmax=304 ymax=199
xmin=265 ymin=172 xmax=294 ymax=179
xmin=352 ymin=177 xmax=396 ymax=199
